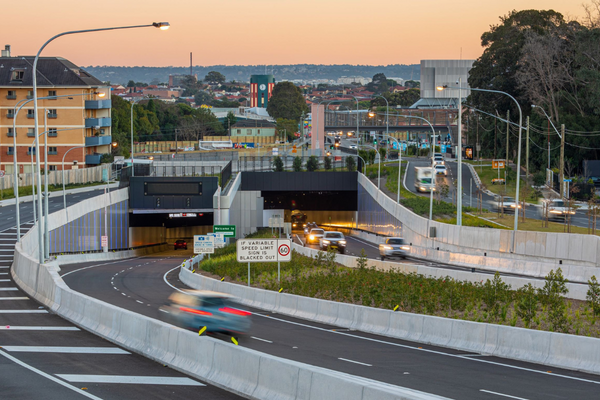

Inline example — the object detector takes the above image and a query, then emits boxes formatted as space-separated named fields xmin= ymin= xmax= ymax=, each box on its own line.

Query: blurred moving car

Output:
xmin=434 ymin=164 xmax=447 ymax=176
xmin=174 ymin=239 xmax=188 ymax=250
xmin=305 ymin=228 xmax=325 ymax=245
xmin=290 ymin=210 xmax=307 ymax=229
xmin=349 ymin=144 xmax=357 ymax=150
xmin=319 ymin=231 xmax=347 ymax=254
xmin=538 ymin=198 xmax=576 ymax=220
xmin=491 ymin=196 xmax=521 ymax=212
xmin=379 ymin=237 xmax=410 ymax=260
xmin=159 ymin=290 xmax=251 ymax=334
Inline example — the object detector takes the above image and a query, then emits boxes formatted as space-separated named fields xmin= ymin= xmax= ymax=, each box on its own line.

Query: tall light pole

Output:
xmin=31 ymin=22 xmax=169 ymax=263
xmin=438 ymin=83 xmax=523 ymax=251
xmin=531 ymin=105 xmax=562 ymax=190
xmin=372 ymin=94 xmax=389 ymax=139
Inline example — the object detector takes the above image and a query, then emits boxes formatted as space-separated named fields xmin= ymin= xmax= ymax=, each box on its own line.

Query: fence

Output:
xmin=220 ymin=160 xmax=232 ymax=188
xmin=236 ymin=155 xmax=357 ymax=172
xmin=0 ymin=164 xmax=111 ymax=190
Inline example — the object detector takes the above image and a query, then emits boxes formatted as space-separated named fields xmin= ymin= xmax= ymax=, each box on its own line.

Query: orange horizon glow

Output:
xmin=2 ymin=0 xmax=587 ymax=68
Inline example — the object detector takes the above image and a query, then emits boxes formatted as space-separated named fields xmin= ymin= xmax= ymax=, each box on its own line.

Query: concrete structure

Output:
xmin=0 ymin=48 xmax=111 ymax=171
xmin=413 ymin=59 xmax=474 ymax=109
xmin=249 ymin=74 xmax=275 ymax=108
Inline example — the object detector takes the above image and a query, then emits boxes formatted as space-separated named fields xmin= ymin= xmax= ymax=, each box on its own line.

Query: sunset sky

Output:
xmin=2 ymin=0 xmax=587 ymax=67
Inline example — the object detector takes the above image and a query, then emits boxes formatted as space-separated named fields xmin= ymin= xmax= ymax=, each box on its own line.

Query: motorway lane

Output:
xmin=0 ymin=194 xmax=241 ymax=399
xmin=61 ymin=250 xmax=600 ymax=400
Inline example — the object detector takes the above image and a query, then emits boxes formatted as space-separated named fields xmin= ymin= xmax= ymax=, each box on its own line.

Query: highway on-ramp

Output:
xmin=61 ymin=249 xmax=600 ymax=400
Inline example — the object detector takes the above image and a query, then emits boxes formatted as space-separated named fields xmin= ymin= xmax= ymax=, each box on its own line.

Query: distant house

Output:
xmin=230 ymin=119 xmax=277 ymax=144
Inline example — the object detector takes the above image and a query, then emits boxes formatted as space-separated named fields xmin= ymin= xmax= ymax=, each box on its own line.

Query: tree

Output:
xmin=539 ymin=268 xmax=569 ymax=332
xmin=272 ymin=156 xmax=284 ymax=172
xmin=516 ymin=283 xmax=539 ymax=328
xmin=366 ymin=73 xmax=388 ymax=93
xmin=324 ymin=156 xmax=332 ymax=170
xmin=223 ymin=111 xmax=237 ymax=132
xmin=127 ymin=80 xmax=135 ymax=88
xmin=293 ymin=156 xmax=303 ymax=172
xmin=194 ymin=90 xmax=213 ymax=106
xmin=276 ymin=118 xmax=298 ymax=142
xmin=267 ymin=82 xmax=308 ymax=123
xmin=181 ymin=75 xmax=199 ymax=96
xmin=204 ymin=71 xmax=225 ymax=84
xmin=345 ymin=156 xmax=356 ymax=172
xmin=306 ymin=156 xmax=319 ymax=172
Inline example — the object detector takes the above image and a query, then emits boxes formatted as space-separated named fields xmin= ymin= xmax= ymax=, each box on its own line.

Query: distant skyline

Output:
xmin=2 ymin=0 xmax=587 ymax=68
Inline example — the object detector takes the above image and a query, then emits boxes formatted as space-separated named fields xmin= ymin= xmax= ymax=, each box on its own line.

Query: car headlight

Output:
xmin=322 ymin=240 xmax=330 ymax=244
xmin=510 ymin=204 xmax=517 ymax=208
xmin=339 ymin=240 xmax=346 ymax=245
xmin=310 ymin=235 xmax=315 ymax=240
xmin=293 ymin=223 xmax=297 ymax=227
xmin=401 ymin=246 xmax=410 ymax=250
xmin=420 ymin=186 xmax=425 ymax=190
xmin=303 ymin=224 xmax=307 ymax=227
xmin=382 ymin=245 xmax=393 ymax=250
xmin=550 ymin=210 xmax=562 ymax=214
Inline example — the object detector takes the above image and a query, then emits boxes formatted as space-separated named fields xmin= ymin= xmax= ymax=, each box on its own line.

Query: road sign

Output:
xmin=236 ymin=239 xmax=291 ymax=263
xmin=101 ymin=236 xmax=108 ymax=247
xmin=194 ymin=235 xmax=214 ymax=254
xmin=207 ymin=232 xmax=225 ymax=248
xmin=492 ymin=160 xmax=505 ymax=169
xmin=214 ymin=225 xmax=236 ymax=237
xmin=272 ymin=147 xmax=279 ymax=156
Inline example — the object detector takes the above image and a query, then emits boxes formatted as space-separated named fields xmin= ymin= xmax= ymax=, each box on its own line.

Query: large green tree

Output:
xmin=266 ymin=82 xmax=308 ymax=122
xmin=204 ymin=71 xmax=226 ymax=84
xmin=194 ymin=90 xmax=213 ymax=106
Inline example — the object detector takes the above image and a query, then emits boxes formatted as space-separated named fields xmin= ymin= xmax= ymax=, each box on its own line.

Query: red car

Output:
xmin=174 ymin=239 xmax=188 ymax=250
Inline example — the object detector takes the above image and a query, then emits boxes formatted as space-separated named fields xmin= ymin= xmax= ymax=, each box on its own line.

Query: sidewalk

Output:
xmin=0 ymin=182 xmax=119 ymax=207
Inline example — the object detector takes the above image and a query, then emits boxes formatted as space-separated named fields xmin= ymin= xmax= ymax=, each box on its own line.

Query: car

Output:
xmin=433 ymin=155 xmax=445 ymax=166
xmin=304 ymin=222 xmax=318 ymax=237
xmin=379 ymin=237 xmax=410 ymax=260
xmin=305 ymin=228 xmax=325 ymax=245
xmin=349 ymin=144 xmax=357 ymax=150
xmin=319 ymin=231 xmax=347 ymax=253
xmin=538 ymin=198 xmax=576 ymax=220
xmin=491 ymin=196 xmax=521 ymax=212
xmin=434 ymin=164 xmax=447 ymax=176
xmin=174 ymin=239 xmax=188 ymax=250
xmin=159 ymin=290 xmax=251 ymax=334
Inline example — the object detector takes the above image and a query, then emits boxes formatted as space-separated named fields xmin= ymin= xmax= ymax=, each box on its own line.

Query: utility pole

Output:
xmin=525 ymin=116 xmax=530 ymax=179
xmin=175 ymin=129 xmax=179 ymax=156
xmin=560 ymin=124 xmax=565 ymax=198
xmin=506 ymin=109 xmax=510 ymax=166
xmin=476 ymin=114 xmax=479 ymax=161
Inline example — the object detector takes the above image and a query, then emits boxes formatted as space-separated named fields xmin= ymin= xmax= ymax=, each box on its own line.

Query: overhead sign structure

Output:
xmin=207 ymin=232 xmax=226 ymax=248
xmin=236 ymin=239 xmax=292 ymax=263
xmin=214 ymin=225 xmax=236 ymax=237
xmin=194 ymin=235 xmax=214 ymax=254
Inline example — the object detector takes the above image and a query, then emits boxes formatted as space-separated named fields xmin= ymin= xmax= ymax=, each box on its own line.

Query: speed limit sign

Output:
xmin=278 ymin=242 xmax=290 ymax=260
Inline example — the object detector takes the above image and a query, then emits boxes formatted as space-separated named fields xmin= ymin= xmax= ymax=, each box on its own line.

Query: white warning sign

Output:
xmin=236 ymin=239 xmax=292 ymax=263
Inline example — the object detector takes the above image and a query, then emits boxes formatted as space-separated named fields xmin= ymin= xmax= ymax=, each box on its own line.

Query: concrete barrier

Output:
xmin=180 ymin=269 xmax=600 ymax=376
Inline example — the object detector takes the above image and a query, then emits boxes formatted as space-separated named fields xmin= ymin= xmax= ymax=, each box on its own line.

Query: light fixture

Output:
xmin=436 ymin=85 xmax=447 ymax=91
xmin=111 ymin=141 xmax=118 ymax=148
xmin=153 ymin=22 xmax=170 ymax=30
xmin=98 ymin=92 xmax=106 ymax=98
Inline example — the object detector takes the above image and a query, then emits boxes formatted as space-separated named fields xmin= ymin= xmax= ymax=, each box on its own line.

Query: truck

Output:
xmin=414 ymin=166 xmax=434 ymax=192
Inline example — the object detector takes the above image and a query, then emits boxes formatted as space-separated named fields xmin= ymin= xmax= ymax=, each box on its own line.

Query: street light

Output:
xmin=531 ymin=104 xmax=561 ymax=180
xmin=372 ymin=94 xmax=389 ymax=140
xmin=32 ymin=22 xmax=170 ymax=263
xmin=437 ymin=83 xmax=523 ymax=251
xmin=359 ymin=142 xmax=381 ymax=189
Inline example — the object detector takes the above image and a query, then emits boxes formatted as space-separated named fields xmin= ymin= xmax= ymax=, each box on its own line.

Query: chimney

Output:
xmin=1 ymin=45 xmax=10 ymax=58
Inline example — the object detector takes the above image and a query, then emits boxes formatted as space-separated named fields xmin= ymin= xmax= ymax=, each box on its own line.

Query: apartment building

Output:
xmin=0 ymin=46 xmax=111 ymax=173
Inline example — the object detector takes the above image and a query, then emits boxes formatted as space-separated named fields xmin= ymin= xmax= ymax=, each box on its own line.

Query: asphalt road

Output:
xmin=61 ymin=249 xmax=600 ymax=400
xmin=0 ymin=193 xmax=241 ymax=400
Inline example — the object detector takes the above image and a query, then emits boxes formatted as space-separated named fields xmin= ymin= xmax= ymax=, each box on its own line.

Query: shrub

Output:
xmin=306 ymin=156 xmax=319 ymax=172
xmin=533 ymin=171 xmax=545 ymax=186
xmin=539 ymin=268 xmax=569 ymax=332
xmin=272 ymin=156 xmax=284 ymax=172
xmin=293 ymin=156 xmax=303 ymax=172
xmin=324 ymin=156 xmax=332 ymax=170
xmin=516 ymin=283 xmax=539 ymax=328
xmin=482 ymin=272 xmax=511 ymax=321
xmin=345 ymin=156 xmax=356 ymax=172
xmin=587 ymin=275 xmax=600 ymax=315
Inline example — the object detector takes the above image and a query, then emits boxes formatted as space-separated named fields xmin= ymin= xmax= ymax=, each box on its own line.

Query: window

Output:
xmin=7 ymin=147 xmax=14 ymax=155
xmin=6 ymin=111 xmax=14 ymax=119
xmin=7 ymin=128 xmax=14 ymax=137
xmin=27 ymin=128 xmax=35 ymax=137
xmin=257 ymin=129 xmax=261 ymax=135
xmin=48 ymin=147 xmax=57 ymax=155
xmin=27 ymin=110 xmax=35 ymax=118
xmin=27 ymin=90 xmax=33 ymax=99
xmin=48 ymin=90 xmax=57 ymax=98
xmin=236 ymin=129 xmax=241 ymax=135
xmin=27 ymin=147 xmax=36 ymax=155
xmin=47 ymin=109 xmax=57 ymax=118
xmin=48 ymin=128 xmax=57 ymax=137
xmin=246 ymin=129 xmax=252 ymax=135
xmin=48 ymin=165 xmax=57 ymax=171
xmin=10 ymin=70 xmax=24 ymax=82
xmin=6 ymin=90 xmax=16 ymax=100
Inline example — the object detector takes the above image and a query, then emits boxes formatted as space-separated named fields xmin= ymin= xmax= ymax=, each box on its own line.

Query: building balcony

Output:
xmin=85 ymin=154 xmax=103 ymax=165
xmin=85 ymin=117 xmax=111 ymax=128
xmin=85 ymin=99 xmax=112 ymax=109
xmin=6 ymin=94 xmax=16 ymax=100
xmin=27 ymin=114 xmax=35 ymax=119
xmin=6 ymin=113 xmax=14 ymax=119
xmin=85 ymin=135 xmax=112 ymax=147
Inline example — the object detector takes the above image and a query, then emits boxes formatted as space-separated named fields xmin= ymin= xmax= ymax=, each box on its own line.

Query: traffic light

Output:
xmin=373 ymin=137 xmax=377 ymax=145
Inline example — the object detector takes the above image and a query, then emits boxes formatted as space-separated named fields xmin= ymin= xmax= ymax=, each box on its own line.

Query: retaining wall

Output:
xmin=180 ymin=268 xmax=600 ymax=376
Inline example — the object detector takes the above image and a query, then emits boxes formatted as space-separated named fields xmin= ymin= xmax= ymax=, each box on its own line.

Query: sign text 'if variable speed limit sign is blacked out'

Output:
xmin=236 ymin=239 xmax=292 ymax=263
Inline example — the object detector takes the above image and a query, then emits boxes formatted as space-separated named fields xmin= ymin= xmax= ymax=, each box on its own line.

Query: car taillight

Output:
xmin=219 ymin=307 xmax=251 ymax=316
xmin=180 ymin=306 xmax=212 ymax=316
xmin=183 ymin=242 xmax=186 ymax=245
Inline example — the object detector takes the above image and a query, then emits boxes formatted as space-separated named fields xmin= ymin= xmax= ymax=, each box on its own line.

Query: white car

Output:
xmin=433 ymin=156 xmax=445 ymax=166
xmin=434 ymin=164 xmax=447 ymax=176
xmin=538 ymin=199 xmax=576 ymax=220
xmin=349 ymin=144 xmax=357 ymax=150
xmin=492 ymin=196 xmax=521 ymax=212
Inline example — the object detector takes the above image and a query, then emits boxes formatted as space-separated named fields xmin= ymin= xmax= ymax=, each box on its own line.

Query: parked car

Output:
xmin=305 ymin=228 xmax=325 ymax=245
xmin=319 ymin=231 xmax=347 ymax=254
xmin=159 ymin=290 xmax=251 ymax=334
xmin=174 ymin=239 xmax=188 ymax=250
xmin=379 ymin=237 xmax=410 ymax=260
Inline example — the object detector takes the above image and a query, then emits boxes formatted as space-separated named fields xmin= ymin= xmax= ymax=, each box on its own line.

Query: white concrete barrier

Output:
xmin=180 ymin=269 xmax=600 ymax=376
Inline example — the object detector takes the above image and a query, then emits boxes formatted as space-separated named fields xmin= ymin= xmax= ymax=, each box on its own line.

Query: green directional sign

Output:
xmin=214 ymin=225 xmax=236 ymax=237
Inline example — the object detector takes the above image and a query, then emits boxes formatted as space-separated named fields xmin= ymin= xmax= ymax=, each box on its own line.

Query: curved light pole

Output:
xmin=359 ymin=143 xmax=381 ymax=189
xmin=32 ymin=22 xmax=169 ymax=263
xmin=438 ymin=83 xmax=523 ymax=251
xmin=372 ymin=94 xmax=389 ymax=139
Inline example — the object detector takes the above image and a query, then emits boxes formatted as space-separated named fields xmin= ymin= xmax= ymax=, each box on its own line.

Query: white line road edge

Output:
xmin=480 ymin=389 xmax=529 ymax=400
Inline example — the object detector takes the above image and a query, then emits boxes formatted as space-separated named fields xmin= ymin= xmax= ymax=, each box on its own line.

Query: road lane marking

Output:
xmin=136 ymin=300 xmax=144 ymax=304
xmin=159 ymin=309 xmax=170 ymax=314
xmin=0 ymin=287 xmax=18 ymax=291
xmin=61 ymin=257 xmax=144 ymax=278
xmin=480 ymin=389 xmax=529 ymax=399
xmin=0 ymin=297 xmax=28 ymax=300
xmin=0 ymin=326 xmax=79 ymax=330
xmin=0 ymin=279 xmax=10 ymax=282
xmin=0 ymin=267 xmax=9 ymax=269
xmin=56 ymin=375 xmax=205 ymax=386
xmin=1 ymin=346 xmax=130 ymax=354
xmin=251 ymin=336 xmax=273 ymax=343
xmin=0 ymin=349 xmax=104 ymax=400
xmin=338 ymin=357 xmax=372 ymax=367
xmin=347 ymin=236 xmax=379 ymax=249
xmin=0 ymin=309 xmax=48 ymax=313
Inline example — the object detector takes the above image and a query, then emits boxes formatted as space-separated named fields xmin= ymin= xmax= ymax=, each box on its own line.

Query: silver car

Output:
xmin=305 ymin=228 xmax=324 ymax=246
xmin=319 ymin=231 xmax=347 ymax=254
xmin=379 ymin=237 xmax=410 ymax=260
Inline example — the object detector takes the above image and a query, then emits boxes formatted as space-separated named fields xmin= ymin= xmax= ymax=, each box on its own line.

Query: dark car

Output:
xmin=174 ymin=239 xmax=188 ymax=250
xmin=319 ymin=231 xmax=346 ymax=254
xmin=304 ymin=222 xmax=318 ymax=238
